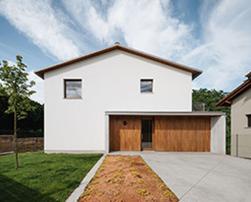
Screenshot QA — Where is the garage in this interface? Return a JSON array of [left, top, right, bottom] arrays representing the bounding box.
[[108, 112, 225, 153], [153, 116, 210, 151]]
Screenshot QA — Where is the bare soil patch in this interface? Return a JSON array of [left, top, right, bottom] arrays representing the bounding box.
[[78, 155, 178, 202]]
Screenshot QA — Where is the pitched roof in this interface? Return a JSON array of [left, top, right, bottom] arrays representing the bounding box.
[[217, 72, 251, 106], [35, 44, 202, 79]]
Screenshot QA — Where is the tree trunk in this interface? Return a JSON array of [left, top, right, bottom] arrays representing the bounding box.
[[14, 111, 19, 169]]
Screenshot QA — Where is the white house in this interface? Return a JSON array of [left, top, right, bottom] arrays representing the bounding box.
[[36, 43, 225, 154]]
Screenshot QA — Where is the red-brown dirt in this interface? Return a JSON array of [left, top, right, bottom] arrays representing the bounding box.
[[78, 155, 178, 202]]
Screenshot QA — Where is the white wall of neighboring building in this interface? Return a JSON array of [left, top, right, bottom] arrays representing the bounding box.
[[43, 50, 192, 152], [211, 116, 226, 154]]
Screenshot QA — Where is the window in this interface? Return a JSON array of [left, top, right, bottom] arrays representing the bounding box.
[[247, 114, 251, 127], [64, 79, 82, 99], [140, 79, 153, 93]]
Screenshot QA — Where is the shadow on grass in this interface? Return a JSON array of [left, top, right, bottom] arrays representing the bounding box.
[[0, 175, 56, 202]]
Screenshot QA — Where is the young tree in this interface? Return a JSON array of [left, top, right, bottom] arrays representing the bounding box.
[[0, 56, 35, 168]]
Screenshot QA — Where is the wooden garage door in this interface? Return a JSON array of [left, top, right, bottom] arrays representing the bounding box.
[[154, 116, 210, 151], [109, 116, 141, 151]]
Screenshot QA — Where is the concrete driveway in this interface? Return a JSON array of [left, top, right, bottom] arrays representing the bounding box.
[[141, 152, 251, 202]]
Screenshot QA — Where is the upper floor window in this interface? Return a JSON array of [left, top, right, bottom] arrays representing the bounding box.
[[64, 79, 82, 99], [247, 114, 251, 127], [140, 79, 153, 93]]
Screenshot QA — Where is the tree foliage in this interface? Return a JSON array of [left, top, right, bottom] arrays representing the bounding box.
[[0, 56, 35, 119], [192, 88, 231, 154], [0, 56, 36, 168]]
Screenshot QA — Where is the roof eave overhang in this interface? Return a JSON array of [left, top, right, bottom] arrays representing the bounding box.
[[217, 79, 251, 107], [35, 45, 202, 80]]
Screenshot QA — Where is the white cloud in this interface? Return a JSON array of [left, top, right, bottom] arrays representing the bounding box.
[[182, 0, 251, 91], [63, 0, 194, 59], [0, 0, 81, 61]]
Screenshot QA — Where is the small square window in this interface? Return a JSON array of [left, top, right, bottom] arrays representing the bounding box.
[[247, 114, 251, 127], [64, 79, 82, 99], [140, 79, 153, 93]]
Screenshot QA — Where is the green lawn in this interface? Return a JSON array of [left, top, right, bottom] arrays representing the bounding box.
[[0, 152, 102, 202]]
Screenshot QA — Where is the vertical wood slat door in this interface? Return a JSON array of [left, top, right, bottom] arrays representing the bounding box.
[[154, 116, 210, 151], [109, 116, 141, 151]]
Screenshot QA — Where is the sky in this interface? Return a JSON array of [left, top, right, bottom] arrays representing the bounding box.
[[0, 0, 251, 103]]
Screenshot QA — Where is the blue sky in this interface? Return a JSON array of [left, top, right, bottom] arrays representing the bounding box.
[[0, 0, 250, 103]]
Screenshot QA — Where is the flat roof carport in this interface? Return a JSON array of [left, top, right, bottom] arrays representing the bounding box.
[[105, 111, 225, 116]]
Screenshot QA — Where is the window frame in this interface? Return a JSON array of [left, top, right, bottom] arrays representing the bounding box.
[[247, 114, 251, 128], [140, 79, 153, 93], [64, 79, 82, 99]]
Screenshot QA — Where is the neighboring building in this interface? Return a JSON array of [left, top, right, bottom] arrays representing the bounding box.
[[218, 72, 251, 158], [35, 44, 225, 154]]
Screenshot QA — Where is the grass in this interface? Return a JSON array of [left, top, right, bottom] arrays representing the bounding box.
[[0, 152, 102, 202]]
